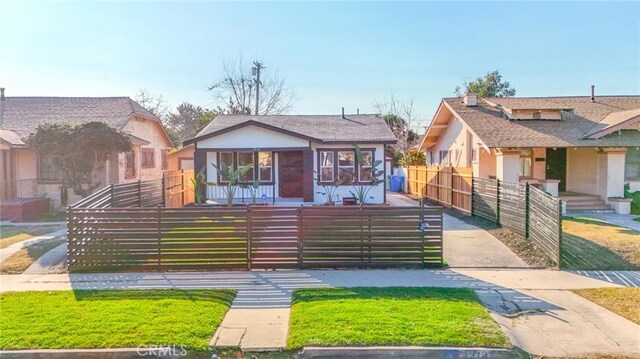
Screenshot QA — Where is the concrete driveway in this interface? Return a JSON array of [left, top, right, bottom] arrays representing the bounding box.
[[386, 192, 527, 268]]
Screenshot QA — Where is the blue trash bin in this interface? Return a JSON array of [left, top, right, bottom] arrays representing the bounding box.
[[390, 175, 404, 192]]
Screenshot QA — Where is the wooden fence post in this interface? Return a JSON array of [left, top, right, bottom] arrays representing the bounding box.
[[297, 206, 303, 267], [557, 200, 563, 267], [180, 169, 185, 207], [420, 200, 426, 267], [162, 176, 166, 208], [496, 179, 501, 225], [470, 176, 475, 216], [157, 205, 162, 270], [247, 207, 252, 270], [138, 180, 142, 207], [524, 182, 530, 239]]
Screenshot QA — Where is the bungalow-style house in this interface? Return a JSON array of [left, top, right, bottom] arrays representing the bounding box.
[[184, 112, 396, 204], [0, 89, 173, 219], [418, 92, 640, 213]]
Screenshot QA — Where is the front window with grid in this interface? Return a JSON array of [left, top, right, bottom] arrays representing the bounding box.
[[237, 152, 254, 182], [319, 151, 334, 182], [38, 153, 62, 182], [337, 151, 355, 184], [258, 152, 272, 182], [359, 151, 374, 182]]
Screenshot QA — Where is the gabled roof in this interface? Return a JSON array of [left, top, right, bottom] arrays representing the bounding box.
[[0, 129, 25, 146], [0, 96, 163, 140], [421, 95, 640, 149], [185, 114, 397, 146]]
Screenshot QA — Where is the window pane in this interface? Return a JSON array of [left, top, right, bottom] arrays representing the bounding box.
[[339, 168, 354, 183], [258, 152, 272, 182], [220, 152, 233, 168], [259, 167, 272, 182], [519, 157, 532, 177], [360, 151, 372, 167], [237, 152, 254, 181], [320, 151, 334, 167], [360, 167, 373, 181], [125, 151, 136, 178], [321, 167, 334, 182], [259, 152, 272, 167], [338, 152, 354, 166]]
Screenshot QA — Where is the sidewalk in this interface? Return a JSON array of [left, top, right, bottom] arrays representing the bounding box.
[[1, 268, 638, 355], [0, 228, 66, 262]]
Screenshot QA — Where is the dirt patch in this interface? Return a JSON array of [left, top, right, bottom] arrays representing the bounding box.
[[444, 208, 556, 268]]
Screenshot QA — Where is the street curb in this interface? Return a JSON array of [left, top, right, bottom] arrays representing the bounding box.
[[298, 346, 528, 358], [0, 347, 204, 358]]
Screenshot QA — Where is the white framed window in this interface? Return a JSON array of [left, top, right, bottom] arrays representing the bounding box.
[[338, 151, 355, 183], [519, 149, 533, 178], [258, 152, 272, 182], [319, 151, 334, 182], [237, 152, 254, 182], [359, 150, 374, 182]]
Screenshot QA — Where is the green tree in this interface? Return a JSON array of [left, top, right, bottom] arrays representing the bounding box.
[[27, 122, 132, 197], [455, 70, 516, 98], [166, 102, 217, 145]]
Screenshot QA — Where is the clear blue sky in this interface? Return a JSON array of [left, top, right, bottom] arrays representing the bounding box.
[[1, 1, 639, 129]]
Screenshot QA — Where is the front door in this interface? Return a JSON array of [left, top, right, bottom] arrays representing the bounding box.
[[546, 148, 567, 192], [278, 151, 304, 198]]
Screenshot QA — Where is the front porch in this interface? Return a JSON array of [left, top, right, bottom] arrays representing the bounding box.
[[482, 146, 633, 213]]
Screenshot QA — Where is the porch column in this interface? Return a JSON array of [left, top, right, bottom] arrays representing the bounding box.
[[302, 149, 314, 202], [495, 149, 520, 183], [598, 147, 627, 202], [194, 147, 207, 175]]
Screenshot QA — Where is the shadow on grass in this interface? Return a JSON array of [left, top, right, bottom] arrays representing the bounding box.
[[292, 287, 480, 304], [561, 233, 640, 271], [72, 289, 236, 305]]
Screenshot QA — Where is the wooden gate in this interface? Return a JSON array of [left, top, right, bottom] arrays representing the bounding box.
[[406, 166, 472, 214]]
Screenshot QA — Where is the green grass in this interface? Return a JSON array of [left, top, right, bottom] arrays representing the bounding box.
[[287, 287, 509, 349], [0, 225, 60, 248], [561, 217, 640, 270], [0, 290, 236, 350]]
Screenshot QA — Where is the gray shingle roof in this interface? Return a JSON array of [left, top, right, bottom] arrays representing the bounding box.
[[444, 96, 640, 147], [0, 97, 158, 138], [190, 114, 397, 144]]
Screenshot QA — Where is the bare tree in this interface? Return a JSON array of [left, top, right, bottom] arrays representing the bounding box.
[[134, 89, 170, 120], [373, 94, 420, 157], [209, 55, 294, 115]]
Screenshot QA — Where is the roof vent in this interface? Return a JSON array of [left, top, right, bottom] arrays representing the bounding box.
[[0, 88, 4, 101], [591, 85, 595, 102], [342, 107, 345, 119], [463, 93, 477, 107]]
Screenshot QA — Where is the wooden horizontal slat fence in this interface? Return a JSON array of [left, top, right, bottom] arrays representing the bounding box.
[[472, 177, 562, 265], [164, 170, 195, 208], [67, 205, 443, 272], [70, 180, 164, 209], [406, 166, 472, 214], [528, 186, 562, 264], [300, 206, 443, 268]]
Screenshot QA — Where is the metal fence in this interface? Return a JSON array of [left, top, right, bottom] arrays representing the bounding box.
[[67, 205, 443, 272], [472, 178, 562, 264]]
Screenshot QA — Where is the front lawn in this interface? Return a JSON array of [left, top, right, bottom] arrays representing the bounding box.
[[573, 288, 640, 325], [561, 217, 640, 270], [0, 289, 235, 350], [287, 287, 509, 349], [0, 225, 60, 249]]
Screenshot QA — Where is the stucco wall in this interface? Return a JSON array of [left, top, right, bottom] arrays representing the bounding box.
[[427, 116, 471, 167], [567, 147, 600, 196], [119, 116, 172, 183]]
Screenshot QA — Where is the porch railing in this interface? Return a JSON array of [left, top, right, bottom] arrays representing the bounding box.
[[0, 178, 45, 201], [206, 183, 277, 204]]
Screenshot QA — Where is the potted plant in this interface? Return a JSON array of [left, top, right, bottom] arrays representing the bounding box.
[[210, 162, 254, 207]]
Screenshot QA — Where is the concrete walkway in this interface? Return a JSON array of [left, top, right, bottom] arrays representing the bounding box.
[[1, 269, 639, 355], [0, 228, 66, 262], [386, 192, 527, 268], [566, 211, 640, 231], [23, 242, 67, 274]]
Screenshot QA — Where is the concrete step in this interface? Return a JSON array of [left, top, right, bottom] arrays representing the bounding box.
[[559, 195, 602, 201], [566, 204, 612, 211]]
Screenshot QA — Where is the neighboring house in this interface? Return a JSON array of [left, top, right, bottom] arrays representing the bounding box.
[[184, 113, 396, 204], [0, 89, 173, 218], [418, 93, 640, 212], [166, 144, 195, 171]]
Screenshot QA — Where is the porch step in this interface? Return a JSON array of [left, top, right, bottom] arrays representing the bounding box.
[[559, 193, 613, 212]]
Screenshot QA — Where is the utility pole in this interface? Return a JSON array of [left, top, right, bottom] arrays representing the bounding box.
[[252, 61, 265, 115]]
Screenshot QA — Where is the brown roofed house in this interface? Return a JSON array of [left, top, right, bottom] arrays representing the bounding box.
[[0, 90, 173, 220], [418, 92, 640, 214], [184, 113, 397, 204]]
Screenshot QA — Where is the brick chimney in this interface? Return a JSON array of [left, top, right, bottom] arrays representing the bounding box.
[[463, 93, 477, 107]]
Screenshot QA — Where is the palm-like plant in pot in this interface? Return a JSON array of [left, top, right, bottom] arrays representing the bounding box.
[[240, 179, 261, 205], [349, 143, 384, 205], [211, 162, 254, 206]]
